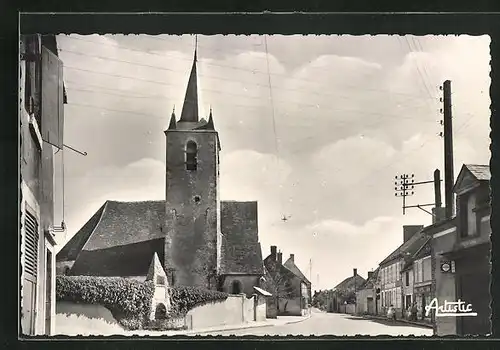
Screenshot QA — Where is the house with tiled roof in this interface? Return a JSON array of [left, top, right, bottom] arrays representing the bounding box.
[[56, 48, 264, 296], [263, 246, 304, 316], [283, 253, 312, 311], [355, 268, 379, 315], [330, 269, 366, 314]]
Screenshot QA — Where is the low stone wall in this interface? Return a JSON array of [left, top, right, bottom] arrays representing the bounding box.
[[55, 301, 126, 335], [185, 293, 264, 330]]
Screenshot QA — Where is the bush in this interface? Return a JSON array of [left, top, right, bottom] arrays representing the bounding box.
[[56, 276, 154, 329], [170, 285, 229, 316]]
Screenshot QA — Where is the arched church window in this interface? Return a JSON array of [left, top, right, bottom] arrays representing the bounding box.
[[231, 280, 242, 294], [186, 141, 198, 171]]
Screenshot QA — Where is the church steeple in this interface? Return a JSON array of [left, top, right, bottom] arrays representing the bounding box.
[[179, 41, 199, 123]]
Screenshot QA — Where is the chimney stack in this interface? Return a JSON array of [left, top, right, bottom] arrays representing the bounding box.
[[290, 254, 295, 262], [403, 225, 424, 243], [277, 251, 283, 265], [432, 169, 446, 224], [367, 271, 373, 280], [353, 268, 357, 276], [270, 246, 277, 260]]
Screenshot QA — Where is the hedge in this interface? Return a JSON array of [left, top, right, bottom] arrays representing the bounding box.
[[56, 276, 229, 330], [56, 276, 154, 329], [170, 285, 229, 316]]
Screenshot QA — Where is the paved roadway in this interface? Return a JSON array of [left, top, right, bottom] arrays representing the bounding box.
[[202, 309, 434, 337]]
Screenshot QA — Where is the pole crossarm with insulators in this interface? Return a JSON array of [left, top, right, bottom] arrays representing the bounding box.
[[394, 171, 443, 216], [394, 174, 415, 215]]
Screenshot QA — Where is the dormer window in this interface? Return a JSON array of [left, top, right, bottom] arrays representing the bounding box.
[[186, 141, 197, 171]]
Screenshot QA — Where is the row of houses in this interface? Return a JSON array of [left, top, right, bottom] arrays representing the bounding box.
[[354, 164, 491, 336]]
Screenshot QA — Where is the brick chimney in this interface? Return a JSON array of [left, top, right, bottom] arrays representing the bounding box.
[[289, 253, 295, 262], [432, 207, 446, 224], [353, 268, 357, 276], [403, 225, 424, 243], [367, 271, 373, 280], [277, 251, 283, 265], [270, 246, 277, 260]]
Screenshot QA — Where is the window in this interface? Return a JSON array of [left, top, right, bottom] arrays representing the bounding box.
[[460, 193, 477, 238], [186, 141, 198, 171], [405, 271, 410, 286], [423, 257, 432, 282]]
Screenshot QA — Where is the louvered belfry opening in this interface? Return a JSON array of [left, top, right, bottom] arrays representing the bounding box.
[[24, 210, 39, 278]]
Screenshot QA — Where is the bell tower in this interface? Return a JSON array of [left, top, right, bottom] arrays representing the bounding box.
[[164, 47, 221, 289]]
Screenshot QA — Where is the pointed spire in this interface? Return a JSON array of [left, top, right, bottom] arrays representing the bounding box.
[[168, 106, 177, 130], [146, 252, 168, 282], [206, 106, 214, 130], [179, 37, 199, 123]]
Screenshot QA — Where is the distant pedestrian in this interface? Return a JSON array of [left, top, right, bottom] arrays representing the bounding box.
[[411, 302, 418, 321], [387, 305, 396, 322]]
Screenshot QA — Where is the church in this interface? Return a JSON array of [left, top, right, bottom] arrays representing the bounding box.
[[56, 49, 265, 296]]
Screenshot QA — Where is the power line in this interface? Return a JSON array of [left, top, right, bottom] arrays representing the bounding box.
[[264, 35, 285, 217], [64, 83, 436, 124], [60, 47, 432, 105], [403, 36, 436, 101], [59, 35, 437, 100]]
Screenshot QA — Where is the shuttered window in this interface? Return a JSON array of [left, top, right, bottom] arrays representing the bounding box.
[[24, 210, 39, 278]]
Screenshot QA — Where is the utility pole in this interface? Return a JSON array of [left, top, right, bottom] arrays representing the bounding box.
[[395, 174, 415, 215], [441, 80, 455, 219]]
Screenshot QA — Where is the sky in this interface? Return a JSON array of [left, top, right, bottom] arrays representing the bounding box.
[[52, 34, 491, 291]]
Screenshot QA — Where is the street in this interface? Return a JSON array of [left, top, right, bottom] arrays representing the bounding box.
[[200, 309, 433, 337]]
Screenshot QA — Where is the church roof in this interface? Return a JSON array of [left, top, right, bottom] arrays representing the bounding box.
[[57, 200, 165, 262], [219, 201, 264, 275], [219, 236, 264, 275]]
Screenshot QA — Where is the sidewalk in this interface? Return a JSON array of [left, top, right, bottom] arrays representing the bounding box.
[[359, 314, 433, 329], [132, 313, 312, 336]]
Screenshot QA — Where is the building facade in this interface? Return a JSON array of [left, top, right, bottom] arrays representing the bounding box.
[[19, 34, 67, 335], [355, 269, 377, 315], [435, 164, 491, 336]]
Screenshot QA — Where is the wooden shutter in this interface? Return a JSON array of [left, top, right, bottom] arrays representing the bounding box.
[[41, 46, 64, 149], [24, 210, 39, 278]]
